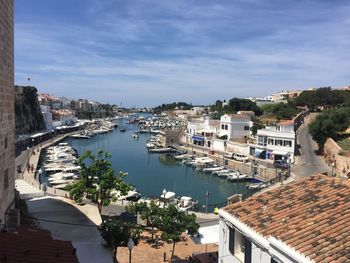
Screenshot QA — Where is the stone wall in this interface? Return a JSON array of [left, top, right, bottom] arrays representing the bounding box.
[[324, 138, 350, 177], [15, 85, 45, 135], [0, 0, 15, 226]]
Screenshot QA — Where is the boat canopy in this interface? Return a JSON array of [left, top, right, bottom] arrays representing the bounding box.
[[161, 191, 176, 199]]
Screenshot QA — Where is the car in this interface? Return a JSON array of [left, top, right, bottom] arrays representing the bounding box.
[[224, 152, 235, 159], [274, 160, 290, 169], [233, 153, 249, 163]]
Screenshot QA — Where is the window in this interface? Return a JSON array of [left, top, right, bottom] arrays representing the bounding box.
[[229, 227, 235, 254], [275, 139, 283, 146], [268, 138, 274, 145], [258, 136, 267, 146], [271, 258, 279, 263], [232, 232, 252, 263], [244, 126, 250, 131], [221, 124, 225, 130], [225, 124, 228, 130], [4, 168, 9, 189], [4, 137, 7, 149], [283, 140, 292, 147]]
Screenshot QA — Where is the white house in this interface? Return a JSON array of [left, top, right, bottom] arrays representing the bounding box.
[[40, 105, 53, 130], [187, 117, 220, 148], [219, 174, 350, 263], [218, 114, 252, 141], [249, 120, 295, 162]]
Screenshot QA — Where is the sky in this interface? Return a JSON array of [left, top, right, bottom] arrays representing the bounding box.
[[14, 0, 350, 107]]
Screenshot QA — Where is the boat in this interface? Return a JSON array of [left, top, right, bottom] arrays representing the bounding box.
[[139, 129, 150, 133], [177, 196, 198, 211], [149, 147, 177, 153], [118, 190, 141, 201], [202, 166, 225, 173], [159, 190, 177, 208], [69, 134, 91, 139], [132, 133, 139, 139], [247, 182, 267, 190], [120, 128, 126, 132], [212, 169, 229, 175]]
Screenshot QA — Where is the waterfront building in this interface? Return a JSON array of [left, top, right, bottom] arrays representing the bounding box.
[[0, 0, 15, 226], [52, 109, 75, 126], [187, 117, 219, 147], [249, 120, 295, 162], [218, 114, 252, 141], [40, 105, 53, 130], [218, 174, 350, 263]]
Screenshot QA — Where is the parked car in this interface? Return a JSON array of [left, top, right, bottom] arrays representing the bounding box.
[[224, 152, 235, 159], [273, 160, 290, 169], [233, 153, 249, 163]]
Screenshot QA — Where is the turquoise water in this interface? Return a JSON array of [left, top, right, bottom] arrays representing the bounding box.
[[65, 118, 254, 211]]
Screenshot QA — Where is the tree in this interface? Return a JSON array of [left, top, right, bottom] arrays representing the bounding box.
[[126, 200, 161, 241], [228, 98, 263, 116], [98, 218, 142, 263], [309, 107, 350, 149], [157, 205, 199, 263], [69, 150, 130, 214]]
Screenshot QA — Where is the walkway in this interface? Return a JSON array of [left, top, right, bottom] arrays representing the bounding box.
[[292, 118, 331, 177], [26, 196, 112, 263]]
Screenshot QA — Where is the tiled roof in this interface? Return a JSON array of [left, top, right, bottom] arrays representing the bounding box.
[[277, 119, 294, 126], [224, 175, 350, 263], [0, 227, 79, 263], [228, 114, 250, 119]]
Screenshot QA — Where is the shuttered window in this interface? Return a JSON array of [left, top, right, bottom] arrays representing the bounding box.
[[229, 227, 235, 254], [244, 237, 252, 263]]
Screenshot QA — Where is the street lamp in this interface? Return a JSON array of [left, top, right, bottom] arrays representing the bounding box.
[[127, 238, 134, 263]]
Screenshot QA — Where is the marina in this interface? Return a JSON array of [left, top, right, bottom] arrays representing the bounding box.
[[58, 116, 258, 212]]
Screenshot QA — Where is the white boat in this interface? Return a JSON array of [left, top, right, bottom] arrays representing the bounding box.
[[118, 190, 141, 201], [174, 154, 193, 160], [159, 190, 177, 208], [70, 134, 91, 139], [202, 166, 225, 172], [247, 183, 267, 190], [132, 133, 139, 139], [50, 178, 75, 185], [212, 169, 229, 175], [149, 147, 177, 153], [177, 196, 198, 211]]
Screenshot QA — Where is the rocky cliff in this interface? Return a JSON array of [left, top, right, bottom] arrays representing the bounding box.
[[15, 85, 45, 135]]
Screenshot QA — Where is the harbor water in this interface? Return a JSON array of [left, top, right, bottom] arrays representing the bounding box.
[[64, 118, 255, 212]]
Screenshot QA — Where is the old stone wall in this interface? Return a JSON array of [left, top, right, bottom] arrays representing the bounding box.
[[324, 138, 350, 177], [15, 85, 45, 135], [0, 0, 15, 225]]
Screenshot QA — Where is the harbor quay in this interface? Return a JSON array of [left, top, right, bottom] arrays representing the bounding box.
[[176, 142, 286, 182]]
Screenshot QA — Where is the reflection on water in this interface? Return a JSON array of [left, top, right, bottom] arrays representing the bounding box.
[[65, 117, 253, 211]]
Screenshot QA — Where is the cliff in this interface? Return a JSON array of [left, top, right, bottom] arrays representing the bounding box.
[[15, 85, 45, 135]]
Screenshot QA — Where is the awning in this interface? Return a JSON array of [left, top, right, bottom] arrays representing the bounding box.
[[191, 224, 219, 245], [216, 132, 227, 137], [192, 136, 204, 141], [272, 150, 289, 156]]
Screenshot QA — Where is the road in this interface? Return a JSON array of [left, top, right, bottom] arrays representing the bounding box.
[[292, 120, 331, 177]]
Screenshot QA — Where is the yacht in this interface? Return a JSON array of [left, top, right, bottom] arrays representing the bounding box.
[[177, 196, 198, 212]]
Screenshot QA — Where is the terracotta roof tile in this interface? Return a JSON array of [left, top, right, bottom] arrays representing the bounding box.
[[224, 175, 350, 263], [0, 227, 79, 263]]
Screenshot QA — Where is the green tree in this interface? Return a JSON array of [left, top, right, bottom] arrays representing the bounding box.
[[157, 205, 199, 263], [98, 219, 142, 263], [309, 107, 350, 148], [228, 98, 263, 115], [127, 200, 161, 241], [69, 150, 130, 214]]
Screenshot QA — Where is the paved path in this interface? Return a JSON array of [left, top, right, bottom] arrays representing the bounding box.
[[27, 196, 112, 263], [292, 122, 331, 177]]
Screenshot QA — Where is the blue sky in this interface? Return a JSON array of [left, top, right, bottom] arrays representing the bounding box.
[[15, 0, 350, 106]]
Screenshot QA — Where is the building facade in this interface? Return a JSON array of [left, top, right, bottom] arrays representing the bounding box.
[[219, 175, 350, 263], [218, 114, 252, 141], [249, 120, 295, 162], [0, 0, 15, 226]]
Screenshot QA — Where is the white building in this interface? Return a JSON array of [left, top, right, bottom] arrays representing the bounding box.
[[249, 120, 295, 162], [219, 175, 349, 263], [187, 117, 220, 148], [40, 105, 53, 130], [218, 114, 252, 141]]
